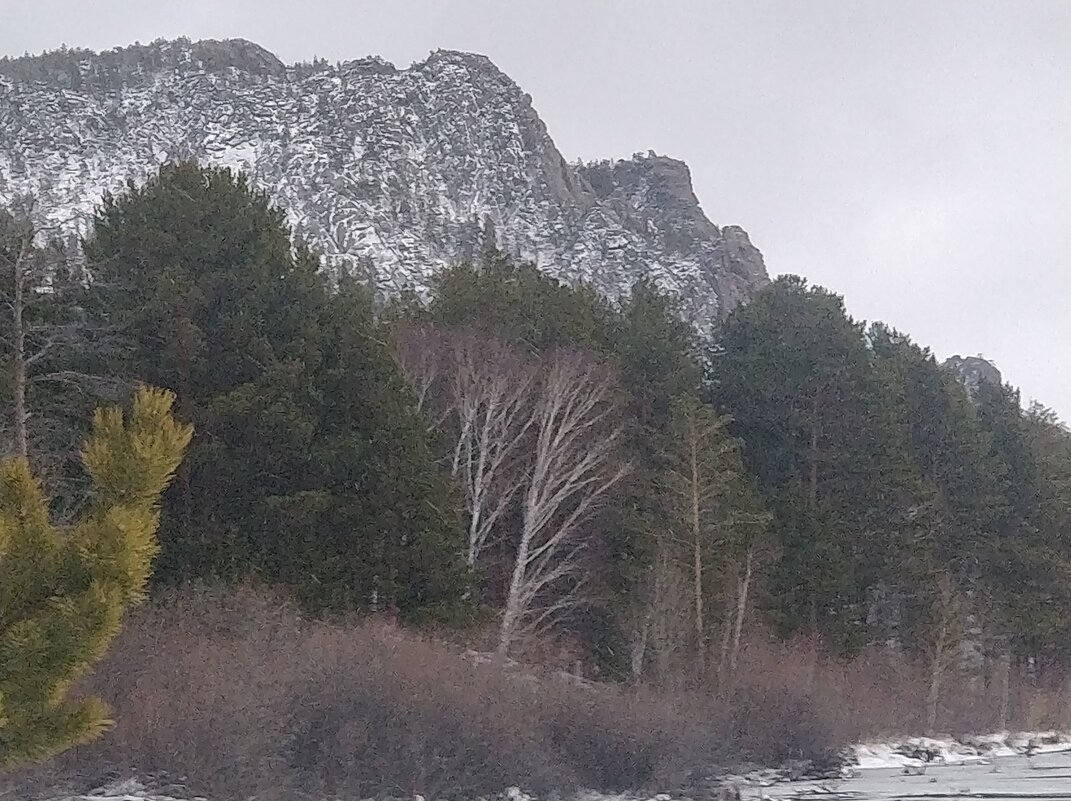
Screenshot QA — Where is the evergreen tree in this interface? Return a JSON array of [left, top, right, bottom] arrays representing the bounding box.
[[710, 276, 920, 652], [85, 163, 328, 580], [974, 381, 1070, 664], [84, 163, 469, 621], [0, 387, 191, 767], [660, 397, 770, 679], [426, 251, 614, 354], [867, 323, 1002, 646], [410, 268, 710, 672], [1021, 404, 1071, 666], [266, 274, 470, 621], [601, 281, 704, 679]]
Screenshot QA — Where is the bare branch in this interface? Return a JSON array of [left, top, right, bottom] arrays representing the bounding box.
[[497, 350, 629, 658]]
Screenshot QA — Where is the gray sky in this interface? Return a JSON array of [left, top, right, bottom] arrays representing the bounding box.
[[4, 0, 1070, 417]]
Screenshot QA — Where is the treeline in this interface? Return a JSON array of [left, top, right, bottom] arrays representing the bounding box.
[[4, 163, 1071, 723]]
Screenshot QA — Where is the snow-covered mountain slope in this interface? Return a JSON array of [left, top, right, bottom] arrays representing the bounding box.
[[0, 38, 768, 321]]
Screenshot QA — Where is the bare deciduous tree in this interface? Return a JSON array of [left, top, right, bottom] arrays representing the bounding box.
[[925, 571, 966, 733], [497, 352, 628, 658], [448, 333, 536, 567], [395, 326, 536, 567], [397, 329, 628, 658], [393, 323, 449, 421], [0, 203, 40, 459], [1, 198, 129, 514]]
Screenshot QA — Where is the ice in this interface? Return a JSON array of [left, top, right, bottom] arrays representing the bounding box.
[[744, 750, 1071, 801]]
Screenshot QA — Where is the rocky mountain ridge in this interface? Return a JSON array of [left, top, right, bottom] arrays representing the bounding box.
[[944, 354, 1003, 398], [0, 37, 768, 321]]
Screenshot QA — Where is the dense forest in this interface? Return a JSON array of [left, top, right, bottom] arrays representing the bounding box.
[[4, 163, 1071, 758]]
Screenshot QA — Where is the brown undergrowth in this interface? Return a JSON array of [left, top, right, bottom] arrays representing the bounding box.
[[9, 586, 1063, 800]]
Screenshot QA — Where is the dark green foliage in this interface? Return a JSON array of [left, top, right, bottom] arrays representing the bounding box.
[[603, 283, 707, 672], [12, 158, 1071, 684], [410, 258, 711, 663], [426, 251, 615, 354], [973, 382, 1071, 661], [867, 324, 1003, 647], [84, 163, 469, 623], [1019, 405, 1071, 663], [710, 277, 921, 653], [265, 275, 469, 621]]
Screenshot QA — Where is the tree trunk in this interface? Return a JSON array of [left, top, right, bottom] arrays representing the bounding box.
[[808, 396, 820, 511], [690, 431, 705, 673], [12, 247, 27, 459], [997, 650, 1011, 731], [926, 575, 963, 734], [497, 528, 531, 659], [1062, 672, 1071, 730], [631, 616, 650, 682], [926, 608, 951, 734], [804, 594, 819, 691], [717, 583, 734, 692], [730, 544, 754, 673], [806, 398, 819, 681]]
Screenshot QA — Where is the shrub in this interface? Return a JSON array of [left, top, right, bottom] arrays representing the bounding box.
[[3, 586, 843, 800]]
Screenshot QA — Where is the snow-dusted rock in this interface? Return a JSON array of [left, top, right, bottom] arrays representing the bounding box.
[[0, 38, 768, 322]]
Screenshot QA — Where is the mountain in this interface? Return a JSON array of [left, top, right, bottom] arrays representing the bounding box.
[[944, 354, 1003, 399], [0, 37, 768, 322]]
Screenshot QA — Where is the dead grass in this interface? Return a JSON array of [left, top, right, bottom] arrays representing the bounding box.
[[8, 586, 1062, 800], [4, 585, 833, 800], [728, 634, 1071, 742]]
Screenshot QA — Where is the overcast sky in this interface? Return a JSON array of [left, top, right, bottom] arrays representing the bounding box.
[[4, 0, 1069, 416]]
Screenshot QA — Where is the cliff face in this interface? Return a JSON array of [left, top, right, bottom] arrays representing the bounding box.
[[0, 38, 769, 321], [945, 355, 1003, 399]]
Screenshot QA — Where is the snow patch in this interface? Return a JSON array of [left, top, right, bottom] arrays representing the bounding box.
[[852, 730, 1071, 770], [0, 39, 769, 320]]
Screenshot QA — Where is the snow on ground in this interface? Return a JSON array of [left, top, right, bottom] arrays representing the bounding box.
[[852, 730, 1071, 769], [48, 778, 200, 801], [736, 732, 1071, 801], [743, 750, 1071, 801]]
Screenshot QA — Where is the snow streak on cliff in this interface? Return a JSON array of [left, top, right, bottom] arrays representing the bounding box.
[[0, 38, 768, 321]]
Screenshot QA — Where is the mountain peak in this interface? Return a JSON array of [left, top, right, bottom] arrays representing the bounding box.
[[0, 38, 768, 322], [0, 37, 286, 86], [945, 355, 1003, 400]]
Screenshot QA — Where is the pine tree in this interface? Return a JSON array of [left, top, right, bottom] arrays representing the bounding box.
[[602, 281, 704, 679], [266, 274, 471, 622], [426, 251, 614, 354], [1021, 404, 1071, 667], [660, 397, 770, 680], [710, 276, 921, 653], [974, 381, 1071, 667], [868, 323, 1002, 648], [0, 386, 191, 768], [84, 163, 470, 622]]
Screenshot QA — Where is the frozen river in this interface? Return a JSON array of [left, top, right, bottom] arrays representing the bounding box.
[[748, 750, 1071, 801]]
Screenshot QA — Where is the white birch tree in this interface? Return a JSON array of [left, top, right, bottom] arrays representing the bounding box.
[[395, 326, 536, 568], [497, 351, 628, 658], [447, 331, 536, 567]]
